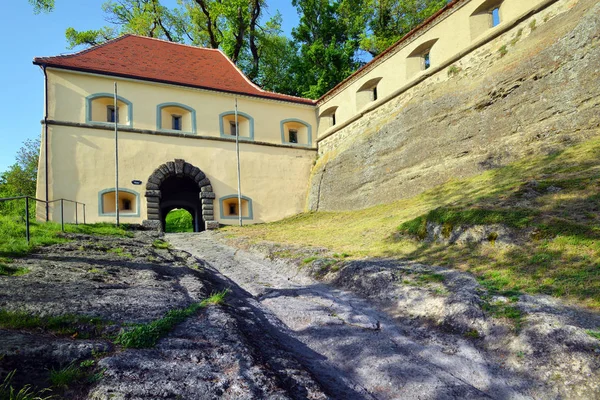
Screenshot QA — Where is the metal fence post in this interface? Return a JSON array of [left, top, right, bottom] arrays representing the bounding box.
[[83, 204, 86, 224], [75, 202, 78, 225], [60, 199, 64, 232], [25, 197, 30, 244]]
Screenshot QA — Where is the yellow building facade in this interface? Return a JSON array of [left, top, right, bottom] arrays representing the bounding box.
[[34, 0, 564, 230]]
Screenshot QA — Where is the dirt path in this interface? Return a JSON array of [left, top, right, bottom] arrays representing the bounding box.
[[168, 232, 549, 400]]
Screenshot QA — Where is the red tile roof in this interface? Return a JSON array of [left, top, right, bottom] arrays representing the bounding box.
[[33, 35, 315, 105]]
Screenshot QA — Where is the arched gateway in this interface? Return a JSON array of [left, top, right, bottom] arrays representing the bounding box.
[[143, 159, 218, 231]]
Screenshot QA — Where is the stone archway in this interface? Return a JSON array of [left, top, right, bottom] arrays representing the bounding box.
[[143, 159, 218, 231]]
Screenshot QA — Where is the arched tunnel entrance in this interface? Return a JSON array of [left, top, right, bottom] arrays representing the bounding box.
[[160, 175, 201, 232], [143, 159, 217, 232]]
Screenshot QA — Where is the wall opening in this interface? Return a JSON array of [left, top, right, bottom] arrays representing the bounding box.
[[220, 111, 254, 140], [281, 119, 312, 145], [164, 208, 194, 233], [86, 94, 133, 127], [318, 106, 339, 136], [470, 0, 504, 40], [356, 77, 382, 110], [219, 195, 253, 220], [406, 39, 438, 79], [99, 188, 139, 217], [157, 103, 196, 134]]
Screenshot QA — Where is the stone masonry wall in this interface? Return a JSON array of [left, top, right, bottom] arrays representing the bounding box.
[[308, 0, 600, 211]]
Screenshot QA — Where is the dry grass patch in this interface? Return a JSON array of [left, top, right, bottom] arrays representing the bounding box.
[[226, 136, 600, 309]]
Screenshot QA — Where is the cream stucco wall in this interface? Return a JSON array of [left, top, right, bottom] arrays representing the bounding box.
[[37, 123, 316, 225], [47, 69, 317, 147], [316, 0, 555, 137]]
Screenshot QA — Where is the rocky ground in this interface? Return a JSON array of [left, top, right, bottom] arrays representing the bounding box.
[[0, 231, 327, 399], [1, 230, 598, 399], [200, 231, 600, 399]]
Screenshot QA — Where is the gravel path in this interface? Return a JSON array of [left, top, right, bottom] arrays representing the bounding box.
[[168, 232, 546, 400]]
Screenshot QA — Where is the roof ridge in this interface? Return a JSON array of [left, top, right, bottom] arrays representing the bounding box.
[[124, 34, 223, 52]]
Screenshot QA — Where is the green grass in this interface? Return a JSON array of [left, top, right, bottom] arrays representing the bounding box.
[[0, 264, 29, 277], [115, 290, 228, 349], [0, 370, 55, 400], [587, 329, 600, 340], [0, 216, 132, 258], [225, 136, 600, 309], [49, 364, 85, 389], [107, 247, 133, 258], [152, 239, 171, 249], [0, 310, 110, 339], [165, 209, 193, 233]]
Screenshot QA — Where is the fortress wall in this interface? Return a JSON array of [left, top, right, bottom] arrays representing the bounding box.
[[307, 0, 600, 211]]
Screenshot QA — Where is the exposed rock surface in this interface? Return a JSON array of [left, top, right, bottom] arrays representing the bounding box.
[[309, 0, 600, 211], [220, 232, 600, 399], [0, 232, 328, 399]]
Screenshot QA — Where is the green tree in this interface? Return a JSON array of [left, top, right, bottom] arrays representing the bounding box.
[[29, 0, 54, 13], [290, 0, 365, 99], [360, 0, 449, 56], [0, 139, 40, 216]]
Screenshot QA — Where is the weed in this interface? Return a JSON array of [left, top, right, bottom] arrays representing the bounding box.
[[516, 350, 525, 358], [272, 250, 295, 259], [116, 290, 228, 348], [0, 310, 109, 338], [79, 360, 94, 368], [529, 19, 537, 31], [49, 364, 85, 389], [510, 29, 523, 46], [482, 300, 524, 331], [441, 222, 453, 238], [447, 65, 462, 77], [302, 256, 318, 264], [87, 268, 103, 274], [0, 264, 29, 277], [152, 240, 170, 250], [487, 232, 499, 245], [586, 329, 600, 340], [0, 370, 55, 400], [498, 45, 508, 57], [107, 248, 133, 258], [417, 273, 445, 284], [464, 329, 481, 339]]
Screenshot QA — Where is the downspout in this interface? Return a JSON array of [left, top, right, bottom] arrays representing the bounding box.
[[43, 65, 49, 221]]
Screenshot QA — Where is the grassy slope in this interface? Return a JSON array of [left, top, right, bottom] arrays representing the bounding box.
[[0, 216, 132, 258], [226, 136, 600, 309]]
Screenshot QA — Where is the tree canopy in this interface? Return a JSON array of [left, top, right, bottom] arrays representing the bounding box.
[[30, 0, 449, 99]]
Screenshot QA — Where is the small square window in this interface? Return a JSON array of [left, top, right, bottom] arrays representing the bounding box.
[[423, 52, 431, 70], [107, 106, 119, 123], [229, 203, 237, 215], [122, 198, 132, 211], [491, 7, 500, 27], [230, 121, 238, 136], [289, 129, 298, 144], [172, 115, 182, 130]]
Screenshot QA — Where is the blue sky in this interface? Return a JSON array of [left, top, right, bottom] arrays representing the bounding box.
[[0, 0, 299, 172]]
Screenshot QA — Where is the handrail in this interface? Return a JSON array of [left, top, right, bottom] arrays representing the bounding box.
[[0, 196, 87, 243]]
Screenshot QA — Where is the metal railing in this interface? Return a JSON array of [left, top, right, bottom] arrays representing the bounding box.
[[0, 196, 86, 244]]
